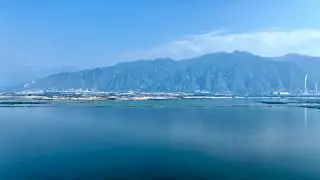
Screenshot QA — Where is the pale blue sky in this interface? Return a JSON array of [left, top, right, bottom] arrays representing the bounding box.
[[0, 0, 320, 85]]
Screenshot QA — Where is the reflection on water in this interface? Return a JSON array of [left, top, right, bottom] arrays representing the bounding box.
[[305, 107, 308, 128], [0, 101, 320, 179]]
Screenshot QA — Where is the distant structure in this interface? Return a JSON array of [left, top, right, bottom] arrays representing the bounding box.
[[304, 74, 308, 95], [273, 91, 290, 96], [316, 81, 318, 95]]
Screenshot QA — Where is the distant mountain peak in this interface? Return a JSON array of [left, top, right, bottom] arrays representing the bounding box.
[[282, 53, 309, 58], [194, 51, 255, 60], [277, 53, 320, 61], [231, 50, 253, 55], [284, 53, 301, 56], [153, 57, 175, 62]]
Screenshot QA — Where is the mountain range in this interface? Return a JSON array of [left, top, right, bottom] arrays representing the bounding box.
[[11, 51, 320, 94]]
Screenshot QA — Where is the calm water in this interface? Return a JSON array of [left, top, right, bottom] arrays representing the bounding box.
[[1, 100, 320, 179]]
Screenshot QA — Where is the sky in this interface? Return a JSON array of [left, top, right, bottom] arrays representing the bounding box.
[[1, 0, 320, 85]]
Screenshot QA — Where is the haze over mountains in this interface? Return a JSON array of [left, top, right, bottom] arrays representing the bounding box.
[[11, 51, 320, 94], [0, 66, 79, 87]]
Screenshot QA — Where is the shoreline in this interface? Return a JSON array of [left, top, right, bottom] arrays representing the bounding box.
[[1, 94, 320, 102]]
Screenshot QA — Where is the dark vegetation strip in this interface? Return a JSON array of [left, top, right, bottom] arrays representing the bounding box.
[[0, 105, 289, 108], [255, 101, 288, 105], [0, 101, 52, 105], [298, 105, 320, 109]]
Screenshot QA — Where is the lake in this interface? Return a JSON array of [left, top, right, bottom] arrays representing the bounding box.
[[0, 99, 320, 179]]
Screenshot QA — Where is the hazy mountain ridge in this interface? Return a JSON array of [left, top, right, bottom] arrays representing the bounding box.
[[14, 51, 320, 94], [274, 53, 320, 82]]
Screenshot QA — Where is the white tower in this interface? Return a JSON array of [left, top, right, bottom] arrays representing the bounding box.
[[316, 81, 318, 95], [304, 74, 308, 95]]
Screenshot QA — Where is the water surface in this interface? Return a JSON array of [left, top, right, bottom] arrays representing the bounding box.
[[0, 100, 320, 179]]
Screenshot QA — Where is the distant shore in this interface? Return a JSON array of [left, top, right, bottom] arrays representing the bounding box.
[[1, 93, 320, 102]]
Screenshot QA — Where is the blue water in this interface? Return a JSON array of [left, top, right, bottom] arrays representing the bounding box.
[[1, 100, 320, 179]]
